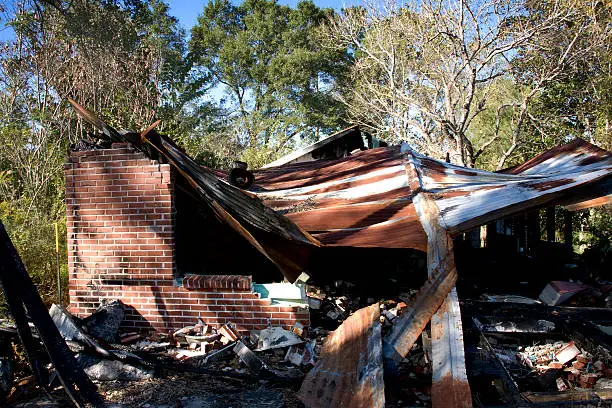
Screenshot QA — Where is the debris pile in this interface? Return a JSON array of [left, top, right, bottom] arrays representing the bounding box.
[[517, 341, 580, 371], [538, 280, 611, 307], [122, 318, 319, 373], [491, 337, 612, 396], [169, 320, 240, 361], [516, 341, 612, 390], [306, 284, 356, 325], [307, 280, 415, 329]]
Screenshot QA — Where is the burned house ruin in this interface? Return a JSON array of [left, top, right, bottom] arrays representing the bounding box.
[[15, 99, 604, 407]]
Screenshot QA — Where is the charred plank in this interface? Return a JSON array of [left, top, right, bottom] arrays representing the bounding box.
[[0, 222, 103, 407]]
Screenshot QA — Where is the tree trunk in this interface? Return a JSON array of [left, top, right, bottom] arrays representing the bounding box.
[[462, 134, 475, 168]]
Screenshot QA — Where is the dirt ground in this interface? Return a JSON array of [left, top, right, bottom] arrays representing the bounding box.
[[12, 372, 305, 408]]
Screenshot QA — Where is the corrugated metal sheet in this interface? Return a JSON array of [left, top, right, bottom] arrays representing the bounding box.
[[262, 125, 361, 168], [412, 139, 612, 234], [252, 139, 611, 249], [298, 303, 385, 408], [253, 147, 428, 251]]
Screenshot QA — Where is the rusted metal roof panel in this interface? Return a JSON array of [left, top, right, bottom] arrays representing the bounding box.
[[312, 213, 427, 250], [255, 146, 406, 190], [298, 303, 385, 408], [253, 147, 428, 250], [411, 139, 612, 235], [504, 139, 611, 175], [252, 139, 610, 249]]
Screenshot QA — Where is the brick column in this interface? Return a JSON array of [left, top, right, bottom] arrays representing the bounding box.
[[64, 144, 309, 334], [65, 143, 175, 323]]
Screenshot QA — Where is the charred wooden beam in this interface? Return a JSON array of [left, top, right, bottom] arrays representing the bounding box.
[[522, 391, 601, 404], [0, 270, 45, 386], [298, 304, 385, 408], [431, 288, 471, 408], [383, 147, 471, 408], [382, 252, 458, 369], [0, 222, 104, 407], [526, 210, 539, 252]]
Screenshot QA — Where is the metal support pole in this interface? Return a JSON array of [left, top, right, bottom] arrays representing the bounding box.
[[55, 222, 61, 304]]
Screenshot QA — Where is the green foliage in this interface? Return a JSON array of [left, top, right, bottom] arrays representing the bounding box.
[[0, 201, 67, 306], [468, 79, 524, 170], [511, 0, 612, 151], [0, 0, 187, 308], [188, 0, 349, 153], [577, 208, 612, 252], [239, 145, 283, 169]]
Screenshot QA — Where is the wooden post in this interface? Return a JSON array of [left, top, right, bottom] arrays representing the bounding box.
[[517, 215, 526, 253], [526, 211, 540, 253], [485, 223, 497, 248], [431, 288, 472, 408], [564, 210, 573, 248], [383, 149, 472, 408], [546, 207, 556, 242]]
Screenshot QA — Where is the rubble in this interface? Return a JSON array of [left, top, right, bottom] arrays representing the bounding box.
[[49, 305, 88, 343], [473, 317, 556, 333], [284, 340, 317, 366], [481, 294, 541, 304], [306, 296, 322, 310], [82, 300, 125, 343], [556, 341, 581, 365], [290, 322, 305, 337], [252, 326, 303, 351], [119, 332, 141, 344], [218, 324, 241, 344], [174, 349, 210, 361], [495, 338, 612, 393], [595, 378, 612, 390], [77, 354, 152, 381], [201, 342, 236, 364], [133, 340, 171, 351], [233, 341, 267, 375], [539, 281, 589, 306]]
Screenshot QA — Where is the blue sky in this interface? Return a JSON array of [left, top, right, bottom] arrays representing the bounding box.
[[167, 0, 347, 33], [0, 0, 348, 41]]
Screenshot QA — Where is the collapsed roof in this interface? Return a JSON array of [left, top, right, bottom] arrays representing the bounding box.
[[253, 138, 611, 247], [69, 100, 612, 282], [67, 100, 612, 408]]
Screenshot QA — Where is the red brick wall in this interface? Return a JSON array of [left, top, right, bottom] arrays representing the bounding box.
[[65, 144, 309, 334]]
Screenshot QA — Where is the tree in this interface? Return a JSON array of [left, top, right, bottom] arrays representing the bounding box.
[[188, 0, 349, 164], [0, 0, 187, 304], [323, 0, 609, 167], [513, 0, 612, 154]]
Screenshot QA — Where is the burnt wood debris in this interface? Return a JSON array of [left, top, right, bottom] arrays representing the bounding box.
[[0, 98, 610, 407]]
